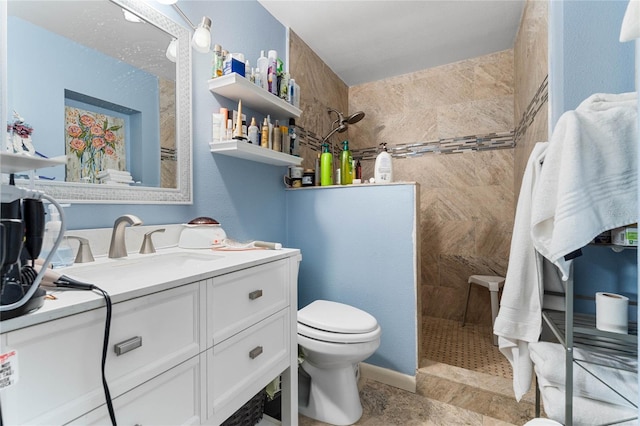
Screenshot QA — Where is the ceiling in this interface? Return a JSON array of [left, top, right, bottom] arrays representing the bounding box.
[[258, 0, 526, 87]]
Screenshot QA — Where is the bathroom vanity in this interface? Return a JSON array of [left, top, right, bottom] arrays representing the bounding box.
[[0, 247, 301, 425]]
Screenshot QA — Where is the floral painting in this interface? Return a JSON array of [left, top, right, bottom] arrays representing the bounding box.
[[65, 107, 126, 183]]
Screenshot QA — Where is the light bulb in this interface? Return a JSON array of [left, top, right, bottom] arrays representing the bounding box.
[[166, 39, 177, 62], [191, 17, 211, 53]]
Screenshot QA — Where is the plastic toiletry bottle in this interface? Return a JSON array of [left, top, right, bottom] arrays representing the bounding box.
[[212, 44, 223, 78], [267, 50, 278, 95], [340, 140, 353, 185], [374, 143, 393, 183], [315, 153, 321, 186], [289, 119, 298, 156], [320, 143, 333, 186], [39, 204, 74, 268], [355, 158, 362, 180], [248, 117, 259, 144], [260, 117, 269, 148], [257, 50, 268, 90], [272, 120, 281, 151]]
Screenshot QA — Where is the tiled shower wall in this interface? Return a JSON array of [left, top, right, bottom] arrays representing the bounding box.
[[288, 0, 548, 331], [349, 51, 515, 325]]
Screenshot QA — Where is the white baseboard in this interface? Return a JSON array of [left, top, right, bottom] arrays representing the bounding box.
[[359, 362, 416, 393]]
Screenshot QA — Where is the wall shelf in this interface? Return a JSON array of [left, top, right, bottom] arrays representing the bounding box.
[[209, 140, 302, 166], [207, 73, 301, 119], [0, 153, 66, 174]]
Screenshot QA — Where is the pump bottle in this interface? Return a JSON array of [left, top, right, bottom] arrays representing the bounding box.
[[374, 143, 393, 183], [256, 50, 268, 91], [39, 204, 74, 268], [340, 140, 353, 185], [320, 143, 333, 186]]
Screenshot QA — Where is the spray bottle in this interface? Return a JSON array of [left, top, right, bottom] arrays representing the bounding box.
[[39, 204, 74, 268], [320, 143, 333, 186], [340, 140, 353, 185]]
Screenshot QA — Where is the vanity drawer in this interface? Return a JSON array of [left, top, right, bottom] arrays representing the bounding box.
[[0, 283, 201, 425], [68, 355, 201, 425], [206, 309, 289, 422], [208, 259, 289, 345]]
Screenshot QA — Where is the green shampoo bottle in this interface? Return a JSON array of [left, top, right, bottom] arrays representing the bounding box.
[[320, 143, 333, 186], [340, 140, 353, 185]]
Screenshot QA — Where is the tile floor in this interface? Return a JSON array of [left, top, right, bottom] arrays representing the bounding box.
[[298, 317, 539, 425]]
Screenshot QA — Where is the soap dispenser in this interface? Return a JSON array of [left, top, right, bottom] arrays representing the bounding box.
[[340, 140, 353, 185], [374, 143, 393, 183], [39, 204, 75, 268]]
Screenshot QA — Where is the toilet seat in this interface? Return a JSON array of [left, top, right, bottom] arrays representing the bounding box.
[[298, 322, 381, 343], [298, 300, 381, 343]]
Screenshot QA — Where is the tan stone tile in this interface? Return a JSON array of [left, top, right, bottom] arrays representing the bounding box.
[[405, 62, 475, 108], [438, 97, 514, 139], [438, 220, 476, 256], [476, 221, 513, 259], [473, 50, 515, 100]]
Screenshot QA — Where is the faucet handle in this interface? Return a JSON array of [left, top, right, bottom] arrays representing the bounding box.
[[139, 228, 166, 254], [65, 236, 95, 263]]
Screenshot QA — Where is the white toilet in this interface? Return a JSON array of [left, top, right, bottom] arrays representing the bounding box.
[[297, 300, 381, 426]]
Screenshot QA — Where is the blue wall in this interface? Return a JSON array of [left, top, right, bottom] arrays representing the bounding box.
[[7, 17, 160, 185], [549, 0, 636, 126], [7, 1, 288, 245], [285, 184, 418, 376], [549, 0, 638, 310]]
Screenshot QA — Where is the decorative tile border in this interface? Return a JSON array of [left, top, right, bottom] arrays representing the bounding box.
[[295, 75, 548, 160]]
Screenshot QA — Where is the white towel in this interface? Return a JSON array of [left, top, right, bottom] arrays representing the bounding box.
[[529, 341, 638, 408], [620, 0, 640, 42], [537, 385, 638, 425], [531, 92, 638, 280], [494, 142, 548, 401]]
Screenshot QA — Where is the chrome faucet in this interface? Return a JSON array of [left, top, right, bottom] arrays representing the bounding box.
[[108, 215, 143, 259]]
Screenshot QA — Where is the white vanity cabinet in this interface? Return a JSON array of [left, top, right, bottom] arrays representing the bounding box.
[[205, 260, 291, 424], [0, 249, 300, 426], [0, 282, 202, 425]]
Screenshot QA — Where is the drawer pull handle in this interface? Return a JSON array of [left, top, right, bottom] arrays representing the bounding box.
[[249, 346, 263, 359], [248, 289, 263, 300], [114, 336, 142, 356]]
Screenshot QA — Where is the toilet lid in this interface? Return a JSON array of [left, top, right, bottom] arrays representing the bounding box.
[[298, 300, 378, 334]]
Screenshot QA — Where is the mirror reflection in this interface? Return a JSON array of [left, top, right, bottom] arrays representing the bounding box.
[[7, 0, 177, 189]]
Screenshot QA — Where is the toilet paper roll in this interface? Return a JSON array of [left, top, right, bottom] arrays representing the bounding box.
[[595, 292, 629, 334]]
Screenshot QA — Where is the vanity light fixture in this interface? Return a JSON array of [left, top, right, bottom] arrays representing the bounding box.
[[167, 2, 212, 56], [122, 8, 144, 23], [166, 38, 178, 62]]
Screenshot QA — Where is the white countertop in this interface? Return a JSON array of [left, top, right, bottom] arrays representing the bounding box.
[[2, 247, 300, 333]]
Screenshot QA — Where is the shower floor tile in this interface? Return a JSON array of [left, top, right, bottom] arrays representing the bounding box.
[[421, 316, 513, 379]]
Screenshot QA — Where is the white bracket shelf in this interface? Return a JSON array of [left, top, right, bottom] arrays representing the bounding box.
[[208, 73, 301, 119], [209, 140, 302, 166], [0, 152, 66, 174]]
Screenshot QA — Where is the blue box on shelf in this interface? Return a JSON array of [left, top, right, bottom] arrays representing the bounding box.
[[223, 58, 245, 78]]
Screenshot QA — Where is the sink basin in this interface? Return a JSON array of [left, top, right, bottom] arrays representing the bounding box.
[[64, 252, 224, 284]]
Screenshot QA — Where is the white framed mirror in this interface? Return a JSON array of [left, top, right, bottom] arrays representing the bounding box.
[[4, 0, 192, 204]]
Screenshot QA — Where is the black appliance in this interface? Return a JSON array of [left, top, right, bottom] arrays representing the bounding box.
[[1, 189, 47, 320]]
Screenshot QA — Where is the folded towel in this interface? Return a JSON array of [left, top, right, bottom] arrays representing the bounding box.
[[538, 385, 638, 425], [531, 92, 638, 280], [620, 0, 640, 42], [96, 169, 132, 179], [530, 341, 638, 408], [494, 142, 549, 401]]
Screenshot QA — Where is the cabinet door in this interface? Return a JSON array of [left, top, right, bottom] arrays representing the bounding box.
[[0, 283, 201, 425], [207, 260, 289, 346], [68, 356, 201, 426]]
